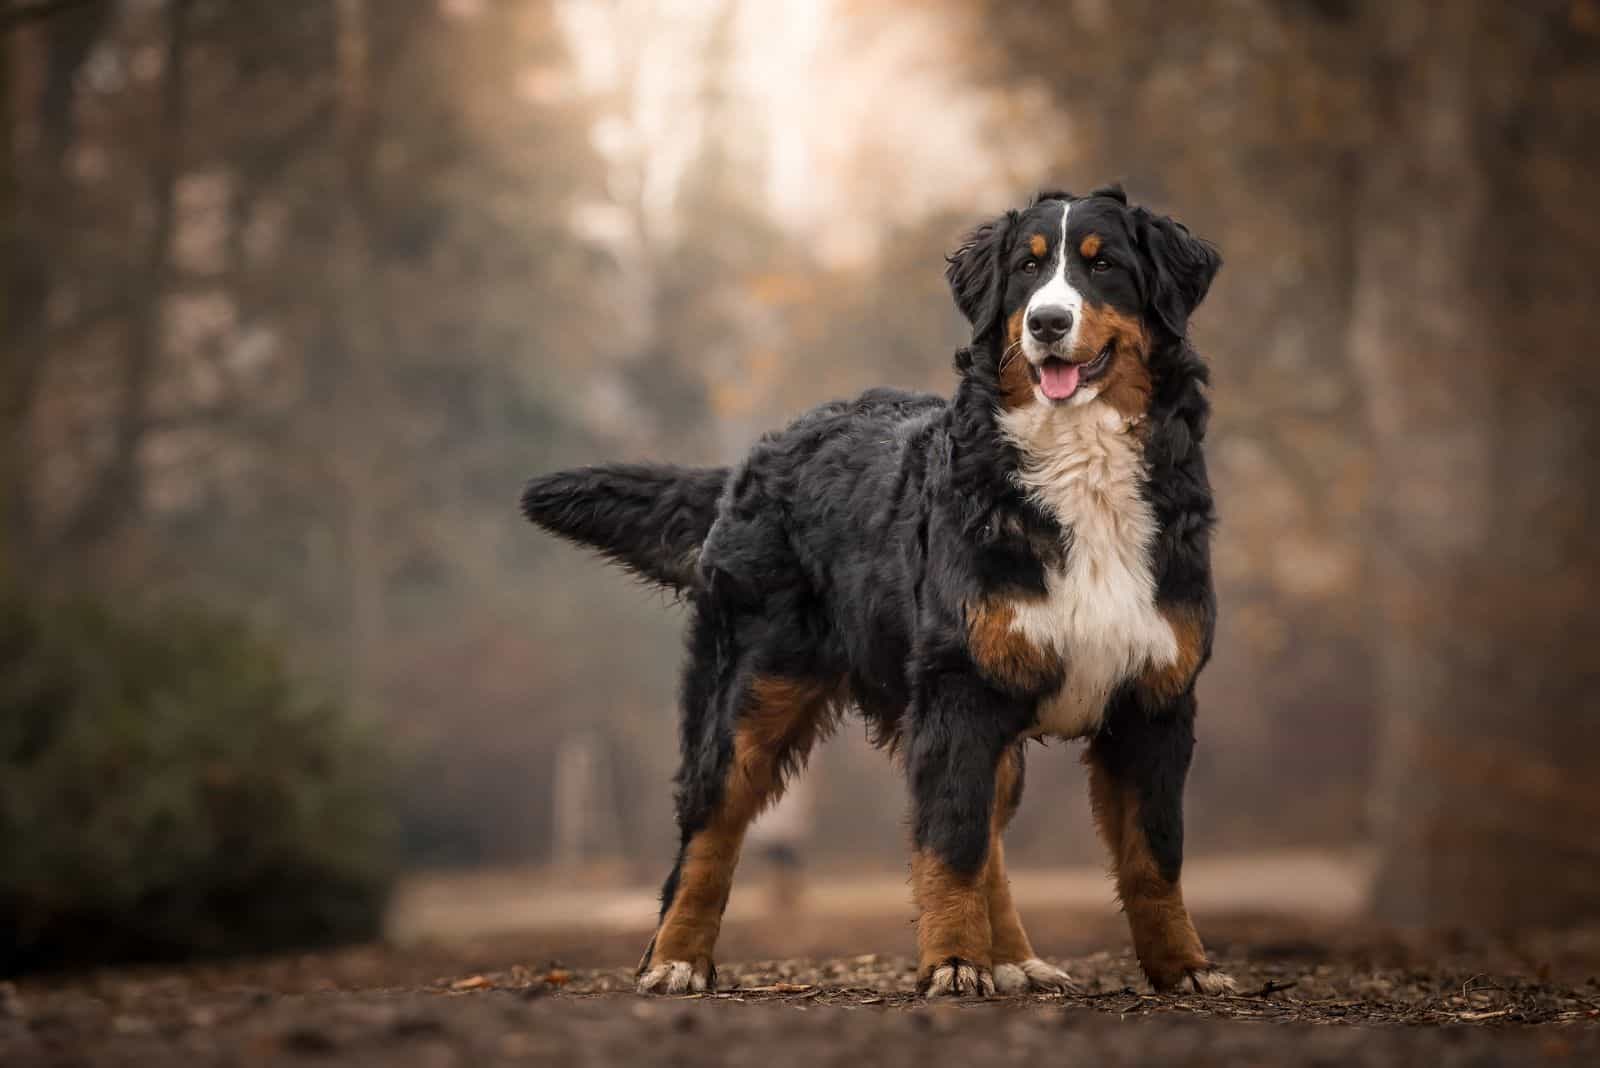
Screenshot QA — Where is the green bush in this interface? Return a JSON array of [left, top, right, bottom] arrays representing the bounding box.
[[0, 594, 394, 975]]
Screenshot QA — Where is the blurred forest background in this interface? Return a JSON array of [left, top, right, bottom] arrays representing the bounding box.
[[3, 0, 1598, 972]]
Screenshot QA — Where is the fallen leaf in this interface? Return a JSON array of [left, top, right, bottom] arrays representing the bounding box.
[[451, 975, 493, 991]]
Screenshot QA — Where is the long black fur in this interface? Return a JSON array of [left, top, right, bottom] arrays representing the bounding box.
[[521, 186, 1221, 984]]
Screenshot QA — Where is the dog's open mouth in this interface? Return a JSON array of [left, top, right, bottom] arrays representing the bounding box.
[[1032, 342, 1115, 402]]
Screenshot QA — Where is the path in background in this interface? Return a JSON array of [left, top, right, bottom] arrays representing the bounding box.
[[387, 848, 1373, 943]]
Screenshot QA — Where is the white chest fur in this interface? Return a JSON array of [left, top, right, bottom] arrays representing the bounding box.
[[997, 401, 1178, 738]]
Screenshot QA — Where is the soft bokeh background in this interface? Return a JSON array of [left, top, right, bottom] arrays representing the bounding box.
[[4, 0, 1597, 974]]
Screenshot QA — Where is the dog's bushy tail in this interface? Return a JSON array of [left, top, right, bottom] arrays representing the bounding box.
[[520, 463, 728, 592]]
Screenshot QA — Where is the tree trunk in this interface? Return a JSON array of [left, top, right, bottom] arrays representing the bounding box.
[[1, 31, 14, 583], [60, 0, 190, 553], [2, 2, 110, 575], [331, 0, 385, 719], [1355, 0, 1600, 929]]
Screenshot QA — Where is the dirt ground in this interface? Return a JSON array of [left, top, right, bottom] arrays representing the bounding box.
[[7, 902, 1600, 1067]]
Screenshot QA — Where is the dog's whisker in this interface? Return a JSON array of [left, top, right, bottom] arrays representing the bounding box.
[[999, 340, 1025, 375]]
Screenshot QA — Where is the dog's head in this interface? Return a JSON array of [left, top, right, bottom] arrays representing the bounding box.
[[946, 185, 1220, 414]]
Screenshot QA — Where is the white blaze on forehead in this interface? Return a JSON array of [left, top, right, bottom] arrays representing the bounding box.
[[1023, 200, 1084, 360]]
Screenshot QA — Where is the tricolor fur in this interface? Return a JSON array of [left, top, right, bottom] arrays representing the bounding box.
[[521, 185, 1231, 997]]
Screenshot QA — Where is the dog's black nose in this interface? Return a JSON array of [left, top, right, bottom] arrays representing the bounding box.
[[1027, 306, 1074, 343]]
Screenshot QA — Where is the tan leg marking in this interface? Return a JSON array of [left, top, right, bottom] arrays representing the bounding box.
[[986, 748, 1032, 964], [987, 749, 1076, 995], [913, 848, 995, 996], [639, 676, 838, 994], [1085, 749, 1233, 994], [1139, 601, 1208, 705], [965, 599, 1063, 695]]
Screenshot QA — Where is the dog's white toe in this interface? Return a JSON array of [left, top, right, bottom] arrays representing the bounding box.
[[923, 960, 995, 997], [1184, 967, 1237, 996], [995, 958, 1077, 994], [637, 959, 710, 995], [993, 962, 1029, 994]]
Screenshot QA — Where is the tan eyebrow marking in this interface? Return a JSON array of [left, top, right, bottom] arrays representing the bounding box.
[[1079, 234, 1102, 258], [1028, 233, 1048, 258]]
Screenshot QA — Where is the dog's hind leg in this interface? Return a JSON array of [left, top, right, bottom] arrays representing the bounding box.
[[1084, 692, 1235, 995], [637, 644, 837, 995], [987, 745, 1077, 995]]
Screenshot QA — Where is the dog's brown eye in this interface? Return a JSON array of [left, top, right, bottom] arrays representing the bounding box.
[[1020, 260, 1039, 275], [1091, 258, 1112, 273]]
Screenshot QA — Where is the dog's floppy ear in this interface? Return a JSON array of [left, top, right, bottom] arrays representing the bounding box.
[[945, 210, 1016, 343], [1134, 208, 1221, 339]]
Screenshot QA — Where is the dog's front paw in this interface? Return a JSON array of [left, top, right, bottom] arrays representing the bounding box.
[[637, 958, 714, 995], [920, 958, 995, 997], [993, 957, 1078, 995], [1143, 953, 1237, 996], [1180, 966, 1236, 996]]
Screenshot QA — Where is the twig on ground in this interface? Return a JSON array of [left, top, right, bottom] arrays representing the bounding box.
[[1454, 1008, 1513, 1022], [1242, 979, 1299, 998]]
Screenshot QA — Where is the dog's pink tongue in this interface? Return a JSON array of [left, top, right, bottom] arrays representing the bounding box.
[[1040, 360, 1079, 400]]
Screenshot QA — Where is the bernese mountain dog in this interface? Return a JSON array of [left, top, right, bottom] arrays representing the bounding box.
[[521, 185, 1230, 998]]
